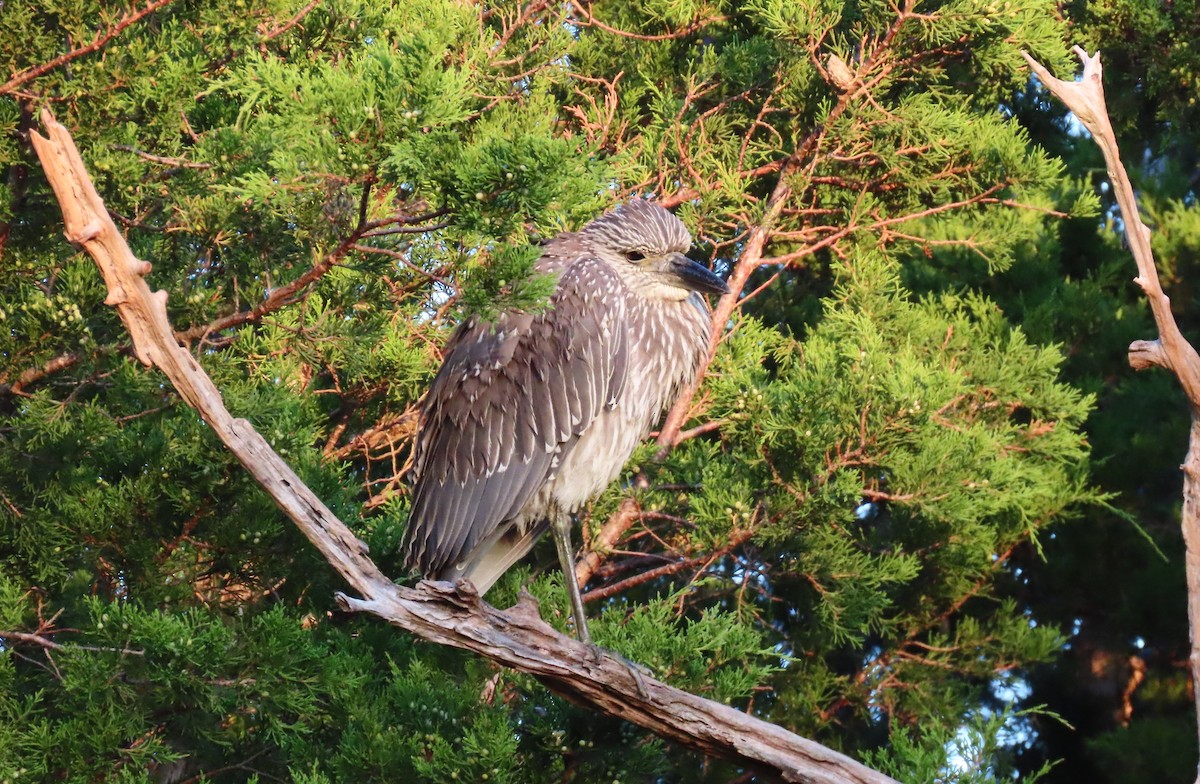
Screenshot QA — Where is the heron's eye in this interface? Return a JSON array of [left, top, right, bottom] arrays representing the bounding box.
[[625, 251, 646, 262]]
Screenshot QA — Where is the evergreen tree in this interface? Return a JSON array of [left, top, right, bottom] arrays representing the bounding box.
[[0, 0, 1185, 781]]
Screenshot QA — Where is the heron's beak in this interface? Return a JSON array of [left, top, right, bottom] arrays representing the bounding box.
[[668, 253, 728, 296]]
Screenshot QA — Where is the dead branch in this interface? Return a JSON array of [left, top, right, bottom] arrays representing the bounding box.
[[31, 109, 896, 784], [1022, 48, 1200, 398], [1024, 47, 1200, 780]]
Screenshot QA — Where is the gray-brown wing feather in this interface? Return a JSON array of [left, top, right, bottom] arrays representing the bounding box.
[[403, 259, 628, 576]]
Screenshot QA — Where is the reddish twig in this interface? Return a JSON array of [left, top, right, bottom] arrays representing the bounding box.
[[582, 530, 753, 604], [576, 495, 644, 586], [0, 629, 144, 656], [1, 350, 85, 396], [110, 144, 211, 169], [1, 0, 177, 96], [258, 0, 322, 42]]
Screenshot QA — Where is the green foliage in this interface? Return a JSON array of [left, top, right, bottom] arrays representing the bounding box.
[[1085, 715, 1198, 784], [0, 0, 1184, 781], [456, 242, 557, 320], [863, 704, 1059, 783], [650, 255, 1089, 747]]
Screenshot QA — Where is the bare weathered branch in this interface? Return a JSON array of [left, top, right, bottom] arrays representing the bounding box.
[[1022, 48, 1200, 400], [31, 108, 896, 784], [32, 111, 387, 598], [1024, 47, 1200, 779]]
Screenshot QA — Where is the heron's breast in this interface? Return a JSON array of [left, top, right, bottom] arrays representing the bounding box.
[[543, 295, 711, 512], [547, 407, 647, 511]]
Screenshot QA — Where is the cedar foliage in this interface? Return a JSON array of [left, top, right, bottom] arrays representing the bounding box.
[[0, 0, 1190, 781]]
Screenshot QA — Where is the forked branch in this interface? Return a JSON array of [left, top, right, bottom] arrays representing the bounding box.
[[30, 109, 895, 784]]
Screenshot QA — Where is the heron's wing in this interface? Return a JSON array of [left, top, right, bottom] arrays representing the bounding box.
[[403, 258, 629, 577]]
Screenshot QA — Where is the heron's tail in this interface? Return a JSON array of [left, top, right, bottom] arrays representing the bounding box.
[[436, 520, 550, 595]]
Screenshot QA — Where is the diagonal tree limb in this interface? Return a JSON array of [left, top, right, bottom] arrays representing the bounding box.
[[1024, 47, 1200, 778], [30, 108, 897, 784]]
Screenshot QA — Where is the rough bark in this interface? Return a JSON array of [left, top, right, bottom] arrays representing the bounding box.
[[30, 109, 897, 784]]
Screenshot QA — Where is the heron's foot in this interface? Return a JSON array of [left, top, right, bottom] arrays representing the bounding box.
[[586, 643, 653, 699]]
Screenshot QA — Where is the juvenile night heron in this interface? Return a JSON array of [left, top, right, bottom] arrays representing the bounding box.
[[401, 201, 727, 643]]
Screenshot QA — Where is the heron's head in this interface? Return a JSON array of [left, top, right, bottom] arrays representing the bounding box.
[[580, 201, 728, 301]]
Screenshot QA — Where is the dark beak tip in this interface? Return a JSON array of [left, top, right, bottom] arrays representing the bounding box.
[[672, 255, 729, 297]]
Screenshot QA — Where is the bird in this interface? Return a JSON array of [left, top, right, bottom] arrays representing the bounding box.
[[401, 200, 727, 644]]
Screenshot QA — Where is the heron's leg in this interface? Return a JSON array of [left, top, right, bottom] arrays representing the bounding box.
[[550, 511, 592, 645], [550, 513, 651, 698]]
